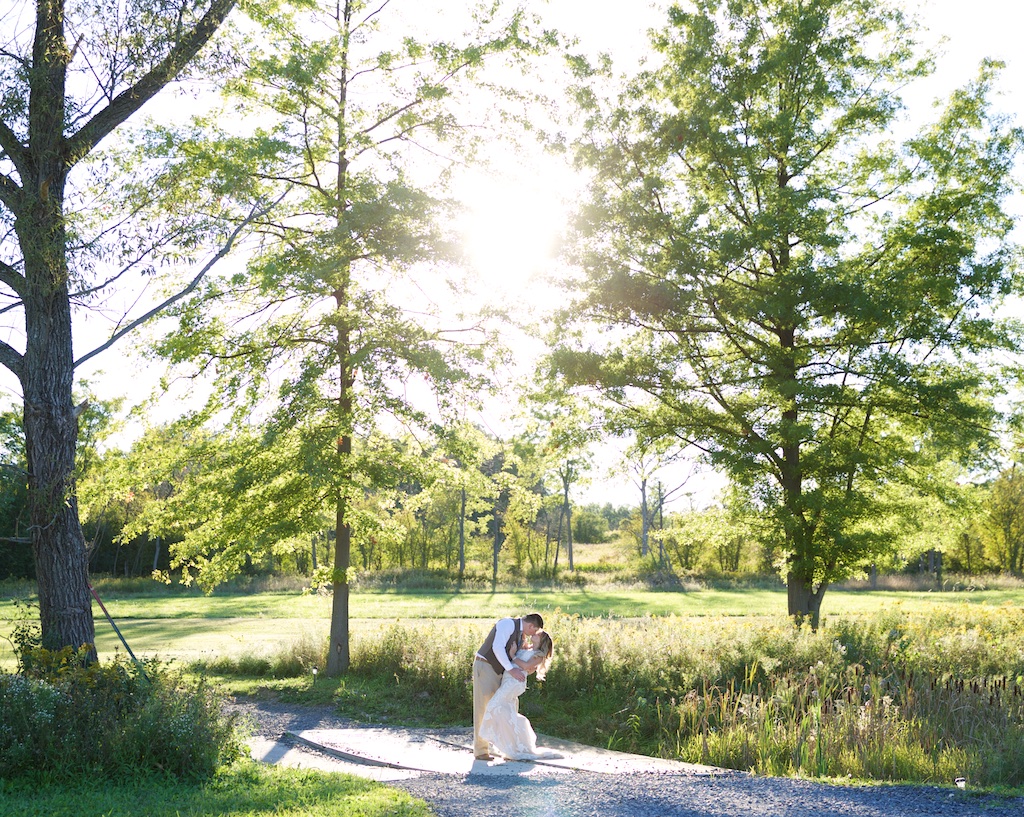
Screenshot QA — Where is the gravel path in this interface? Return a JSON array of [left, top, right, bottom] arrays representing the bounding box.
[[228, 699, 1024, 817]]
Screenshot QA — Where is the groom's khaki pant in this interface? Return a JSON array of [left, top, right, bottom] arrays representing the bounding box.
[[472, 658, 503, 756]]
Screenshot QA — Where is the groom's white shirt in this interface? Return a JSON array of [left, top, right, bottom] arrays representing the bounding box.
[[476, 616, 517, 672]]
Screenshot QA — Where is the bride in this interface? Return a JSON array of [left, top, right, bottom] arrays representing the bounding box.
[[478, 630, 558, 761]]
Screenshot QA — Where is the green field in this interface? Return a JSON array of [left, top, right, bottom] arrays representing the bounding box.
[[3, 584, 1022, 667], [4, 581, 1024, 793]]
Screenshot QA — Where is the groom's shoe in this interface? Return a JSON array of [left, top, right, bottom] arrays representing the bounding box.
[[475, 753, 495, 761]]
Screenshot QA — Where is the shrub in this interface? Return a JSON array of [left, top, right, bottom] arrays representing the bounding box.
[[0, 647, 243, 781]]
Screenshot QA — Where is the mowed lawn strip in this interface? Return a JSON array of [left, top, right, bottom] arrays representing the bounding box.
[[3, 587, 1022, 666], [79, 586, 1024, 618]]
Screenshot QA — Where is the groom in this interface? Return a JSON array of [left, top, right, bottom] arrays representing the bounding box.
[[472, 612, 544, 760]]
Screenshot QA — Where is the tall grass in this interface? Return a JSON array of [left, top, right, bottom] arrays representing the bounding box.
[[532, 607, 1024, 786], [204, 605, 1024, 788]]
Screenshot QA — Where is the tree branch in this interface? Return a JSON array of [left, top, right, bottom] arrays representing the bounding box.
[[74, 193, 285, 369], [0, 119, 28, 179], [0, 338, 25, 383], [0, 171, 24, 214], [65, 0, 237, 163], [0, 258, 27, 299]]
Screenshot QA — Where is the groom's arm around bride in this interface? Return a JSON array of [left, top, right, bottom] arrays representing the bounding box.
[[471, 612, 543, 760]]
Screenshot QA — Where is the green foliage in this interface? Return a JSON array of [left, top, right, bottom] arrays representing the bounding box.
[[559, 0, 1023, 620], [0, 409, 30, 579], [0, 650, 243, 781], [572, 507, 609, 543], [981, 467, 1024, 575], [3, 598, 41, 666]]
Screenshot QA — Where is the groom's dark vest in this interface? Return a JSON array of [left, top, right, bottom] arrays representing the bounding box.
[[478, 618, 521, 675]]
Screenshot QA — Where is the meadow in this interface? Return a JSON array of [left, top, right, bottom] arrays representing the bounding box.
[[3, 577, 1024, 795], [3, 578, 1021, 667]]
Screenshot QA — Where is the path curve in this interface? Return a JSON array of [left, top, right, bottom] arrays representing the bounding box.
[[229, 699, 1024, 817]]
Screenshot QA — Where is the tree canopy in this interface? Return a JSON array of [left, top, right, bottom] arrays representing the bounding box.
[[555, 0, 1023, 625], [140, 0, 556, 673]]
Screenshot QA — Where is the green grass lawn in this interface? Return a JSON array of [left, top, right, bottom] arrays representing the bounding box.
[[3, 584, 1022, 668], [0, 762, 431, 817]]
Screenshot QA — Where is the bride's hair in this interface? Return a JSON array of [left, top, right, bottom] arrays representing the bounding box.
[[534, 631, 554, 681]]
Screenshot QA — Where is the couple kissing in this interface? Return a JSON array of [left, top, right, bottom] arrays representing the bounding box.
[[472, 612, 559, 762]]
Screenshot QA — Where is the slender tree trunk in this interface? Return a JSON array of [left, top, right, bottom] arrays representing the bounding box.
[[326, 257, 352, 674], [656, 482, 666, 566], [328, 488, 351, 675], [458, 486, 466, 576], [553, 507, 561, 570], [325, 0, 354, 677], [639, 476, 649, 557], [543, 510, 552, 570], [327, 311, 352, 676], [421, 515, 429, 568], [561, 468, 574, 571], [491, 512, 502, 586]]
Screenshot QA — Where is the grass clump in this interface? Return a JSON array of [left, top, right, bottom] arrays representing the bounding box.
[[191, 628, 327, 679], [533, 610, 1024, 788], [0, 646, 243, 781]]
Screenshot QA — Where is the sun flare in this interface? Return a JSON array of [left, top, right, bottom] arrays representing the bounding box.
[[458, 168, 572, 309]]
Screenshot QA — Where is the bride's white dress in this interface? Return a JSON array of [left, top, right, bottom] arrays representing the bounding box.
[[478, 648, 559, 761]]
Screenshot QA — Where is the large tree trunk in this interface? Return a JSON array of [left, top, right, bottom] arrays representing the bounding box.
[[786, 567, 827, 630], [22, 269, 96, 655], [20, 5, 96, 652], [776, 321, 826, 628], [25, 387, 96, 654]]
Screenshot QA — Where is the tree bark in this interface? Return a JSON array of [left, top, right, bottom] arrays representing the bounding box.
[[561, 467, 574, 571], [0, 0, 236, 656], [22, 245, 96, 653], [786, 567, 827, 630], [326, 278, 353, 676], [639, 476, 649, 557], [17, 0, 94, 654], [327, 491, 351, 676]]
